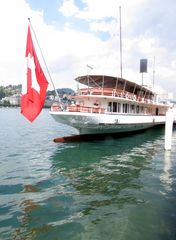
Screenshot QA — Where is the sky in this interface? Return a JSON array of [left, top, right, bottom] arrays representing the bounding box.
[[0, 0, 176, 97]]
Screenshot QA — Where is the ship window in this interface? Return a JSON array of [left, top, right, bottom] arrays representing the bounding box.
[[136, 105, 139, 113], [113, 102, 117, 112], [123, 103, 128, 113], [108, 102, 112, 112], [131, 105, 135, 113], [127, 104, 129, 113], [156, 108, 159, 115], [118, 103, 121, 112]]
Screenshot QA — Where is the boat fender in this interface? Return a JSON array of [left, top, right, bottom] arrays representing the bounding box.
[[114, 119, 118, 124]]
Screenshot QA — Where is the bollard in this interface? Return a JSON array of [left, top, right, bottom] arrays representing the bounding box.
[[165, 108, 173, 150]]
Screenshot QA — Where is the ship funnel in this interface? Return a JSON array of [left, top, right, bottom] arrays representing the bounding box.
[[140, 59, 148, 85], [140, 59, 148, 73]]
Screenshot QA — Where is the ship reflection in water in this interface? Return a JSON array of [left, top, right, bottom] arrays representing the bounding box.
[[42, 127, 176, 240]]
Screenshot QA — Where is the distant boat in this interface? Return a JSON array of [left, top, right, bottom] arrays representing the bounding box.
[[50, 74, 169, 135]]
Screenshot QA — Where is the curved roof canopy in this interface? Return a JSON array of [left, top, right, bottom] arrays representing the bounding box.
[[75, 75, 154, 96]]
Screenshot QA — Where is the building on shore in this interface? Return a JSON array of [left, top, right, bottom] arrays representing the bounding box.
[[0, 94, 20, 106]]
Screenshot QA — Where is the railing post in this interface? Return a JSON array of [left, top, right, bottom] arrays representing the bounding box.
[[165, 108, 173, 151]]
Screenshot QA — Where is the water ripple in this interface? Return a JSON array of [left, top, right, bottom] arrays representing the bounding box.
[[0, 109, 176, 240]]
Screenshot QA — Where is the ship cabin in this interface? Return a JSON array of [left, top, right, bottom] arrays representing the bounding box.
[[52, 75, 168, 116]]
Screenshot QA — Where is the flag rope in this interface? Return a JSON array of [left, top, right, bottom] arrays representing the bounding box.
[[28, 18, 61, 103]]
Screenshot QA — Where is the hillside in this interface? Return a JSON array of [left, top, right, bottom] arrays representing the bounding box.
[[0, 85, 22, 100], [47, 88, 75, 97], [0, 85, 75, 100]]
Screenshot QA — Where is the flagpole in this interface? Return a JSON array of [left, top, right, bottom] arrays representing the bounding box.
[[119, 6, 123, 79], [27, 18, 60, 102], [152, 56, 155, 88]]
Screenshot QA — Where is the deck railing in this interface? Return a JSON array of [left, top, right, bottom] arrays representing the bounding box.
[[51, 104, 105, 114], [67, 105, 105, 114], [78, 87, 153, 103]]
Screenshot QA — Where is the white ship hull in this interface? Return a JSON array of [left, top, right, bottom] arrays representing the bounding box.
[[50, 75, 169, 137], [50, 111, 166, 135]]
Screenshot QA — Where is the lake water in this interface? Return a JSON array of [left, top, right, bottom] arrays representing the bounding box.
[[0, 108, 176, 240]]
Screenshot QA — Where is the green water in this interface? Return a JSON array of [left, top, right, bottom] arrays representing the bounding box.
[[0, 108, 176, 239]]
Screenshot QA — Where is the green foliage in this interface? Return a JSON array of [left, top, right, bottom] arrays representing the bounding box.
[[0, 84, 75, 100], [2, 100, 10, 106], [0, 84, 22, 100], [47, 88, 75, 97], [0, 87, 5, 99]]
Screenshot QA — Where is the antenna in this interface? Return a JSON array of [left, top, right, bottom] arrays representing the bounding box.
[[86, 64, 93, 89], [28, 18, 60, 101], [152, 56, 155, 88], [119, 6, 123, 79]]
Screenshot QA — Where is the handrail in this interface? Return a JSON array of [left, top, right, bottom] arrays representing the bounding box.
[[78, 87, 154, 103], [67, 105, 105, 114]]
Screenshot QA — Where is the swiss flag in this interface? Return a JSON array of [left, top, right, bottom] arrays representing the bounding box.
[[21, 25, 48, 122]]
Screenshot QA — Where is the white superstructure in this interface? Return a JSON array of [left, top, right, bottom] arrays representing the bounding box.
[[50, 75, 169, 135]]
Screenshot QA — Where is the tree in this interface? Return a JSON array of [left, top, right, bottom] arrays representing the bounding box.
[[0, 87, 5, 100]]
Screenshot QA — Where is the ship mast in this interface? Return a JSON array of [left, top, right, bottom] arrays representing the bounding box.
[[152, 56, 155, 88], [119, 6, 123, 79], [115, 6, 123, 91]]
